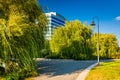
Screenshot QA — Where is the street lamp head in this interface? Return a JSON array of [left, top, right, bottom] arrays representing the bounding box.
[[90, 20, 96, 26]]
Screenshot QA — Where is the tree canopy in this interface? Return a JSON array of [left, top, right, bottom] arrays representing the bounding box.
[[91, 33, 119, 59], [49, 20, 119, 60], [50, 20, 94, 59], [0, 0, 47, 79]]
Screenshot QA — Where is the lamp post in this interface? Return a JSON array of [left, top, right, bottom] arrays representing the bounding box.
[[90, 16, 100, 65]]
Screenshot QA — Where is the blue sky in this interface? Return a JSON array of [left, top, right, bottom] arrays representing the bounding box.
[[38, 0, 120, 46]]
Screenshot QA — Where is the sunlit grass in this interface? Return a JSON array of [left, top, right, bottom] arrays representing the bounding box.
[[25, 78, 34, 80], [0, 77, 4, 80], [86, 60, 120, 80]]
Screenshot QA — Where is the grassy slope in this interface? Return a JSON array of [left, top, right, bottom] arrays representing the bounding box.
[[86, 60, 120, 80]]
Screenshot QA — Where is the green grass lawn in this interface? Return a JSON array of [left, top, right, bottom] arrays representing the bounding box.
[[86, 60, 120, 80]]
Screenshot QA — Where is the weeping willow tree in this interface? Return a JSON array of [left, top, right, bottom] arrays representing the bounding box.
[[50, 20, 94, 59], [91, 33, 119, 59], [0, 0, 47, 79]]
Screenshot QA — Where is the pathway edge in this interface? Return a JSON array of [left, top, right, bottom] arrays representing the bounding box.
[[76, 62, 98, 80]]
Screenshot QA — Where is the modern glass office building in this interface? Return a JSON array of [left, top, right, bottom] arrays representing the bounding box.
[[45, 12, 65, 39]]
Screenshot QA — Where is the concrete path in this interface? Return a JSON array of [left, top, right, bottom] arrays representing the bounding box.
[[76, 62, 98, 80], [34, 59, 97, 80]]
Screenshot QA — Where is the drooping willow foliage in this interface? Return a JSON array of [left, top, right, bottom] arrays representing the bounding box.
[[50, 20, 94, 59], [91, 33, 119, 59], [0, 0, 47, 79], [49, 20, 119, 60]]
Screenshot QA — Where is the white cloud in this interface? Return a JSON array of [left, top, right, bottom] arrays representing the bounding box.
[[115, 16, 120, 21]]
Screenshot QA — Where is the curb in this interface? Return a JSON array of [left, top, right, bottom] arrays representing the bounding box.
[[76, 62, 98, 80]]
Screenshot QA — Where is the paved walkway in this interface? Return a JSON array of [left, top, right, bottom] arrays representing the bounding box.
[[33, 59, 97, 80], [76, 62, 97, 80]]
